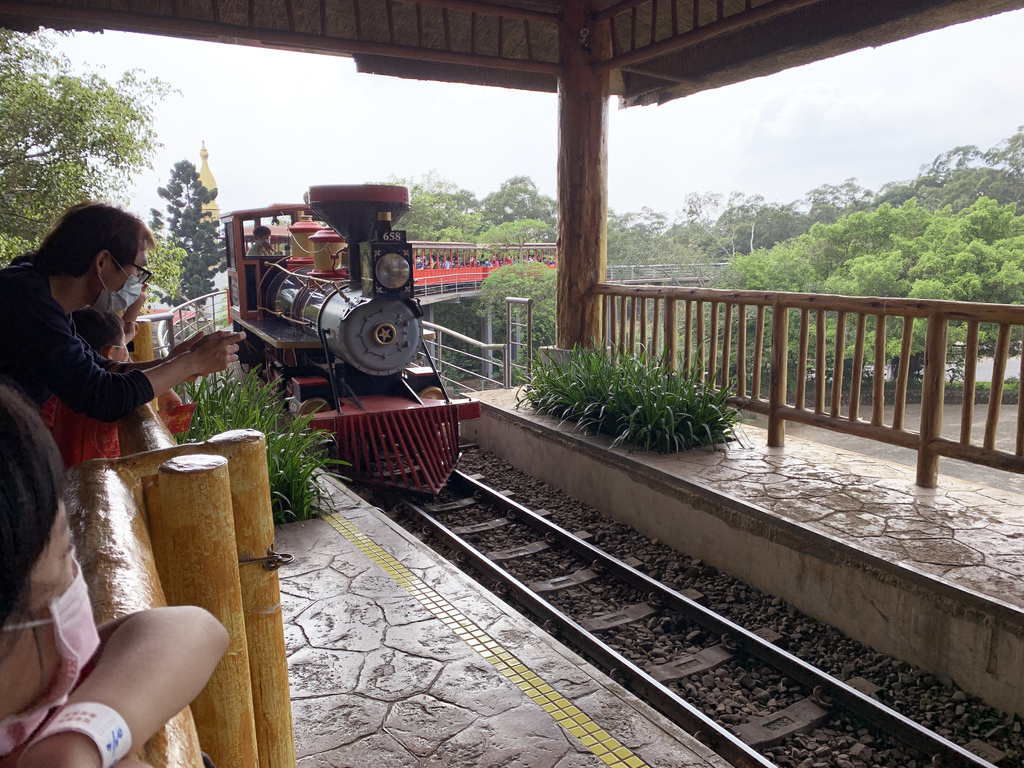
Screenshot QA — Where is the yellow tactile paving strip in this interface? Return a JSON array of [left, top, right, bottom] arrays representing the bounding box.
[[324, 511, 651, 768]]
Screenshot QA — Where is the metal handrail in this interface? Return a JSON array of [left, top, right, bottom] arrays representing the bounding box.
[[148, 290, 231, 358], [422, 296, 536, 393]]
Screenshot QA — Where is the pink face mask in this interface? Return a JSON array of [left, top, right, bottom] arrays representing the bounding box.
[[0, 556, 100, 756]]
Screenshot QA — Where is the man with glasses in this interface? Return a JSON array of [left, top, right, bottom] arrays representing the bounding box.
[[0, 201, 245, 423]]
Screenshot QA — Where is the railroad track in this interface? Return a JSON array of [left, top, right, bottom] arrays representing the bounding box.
[[386, 470, 998, 768]]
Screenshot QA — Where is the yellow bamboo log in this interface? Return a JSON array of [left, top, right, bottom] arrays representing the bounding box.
[[134, 318, 156, 362], [776, 406, 919, 449], [961, 320, 979, 445], [917, 313, 948, 488], [208, 431, 296, 768], [118, 402, 176, 456], [872, 315, 885, 427], [618, 295, 627, 354], [156, 454, 259, 768], [64, 462, 204, 768]]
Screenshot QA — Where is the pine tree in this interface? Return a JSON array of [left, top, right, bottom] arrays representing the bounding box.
[[150, 159, 222, 299]]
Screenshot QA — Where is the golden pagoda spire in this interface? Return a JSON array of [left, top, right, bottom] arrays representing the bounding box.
[[198, 141, 221, 222]]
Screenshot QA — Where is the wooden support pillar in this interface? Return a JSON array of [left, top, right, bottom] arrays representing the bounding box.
[[556, 0, 610, 349]]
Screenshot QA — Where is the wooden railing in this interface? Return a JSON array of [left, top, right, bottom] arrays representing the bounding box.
[[594, 284, 1024, 487]]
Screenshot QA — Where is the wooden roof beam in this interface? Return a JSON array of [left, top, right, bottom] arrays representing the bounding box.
[[0, 1, 563, 74], [594, 0, 821, 72], [406, 0, 561, 25]]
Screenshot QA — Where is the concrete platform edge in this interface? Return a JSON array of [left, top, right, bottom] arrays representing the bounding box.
[[463, 398, 1024, 717]]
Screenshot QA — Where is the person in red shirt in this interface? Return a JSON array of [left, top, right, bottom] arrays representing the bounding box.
[[47, 309, 131, 466]]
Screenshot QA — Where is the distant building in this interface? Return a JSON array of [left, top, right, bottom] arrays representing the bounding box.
[[198, 141, 221, 222]]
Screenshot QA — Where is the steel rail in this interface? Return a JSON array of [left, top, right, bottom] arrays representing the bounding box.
[[441, 470, 998, 768], [391, 491, 776, 768]]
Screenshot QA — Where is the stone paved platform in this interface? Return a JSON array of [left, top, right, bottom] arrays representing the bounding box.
[[470, 389, 1024, 614], [276, 477, 730, 768]]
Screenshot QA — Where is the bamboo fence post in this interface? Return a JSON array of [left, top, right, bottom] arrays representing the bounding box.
[[208, 431, 296, 768], [721, 302, 732, 390], [985, 323, 1011, 451], [682, 300, 691, 376], [795, 309, 809, 410], [752, 306, 765, 400], [768, 301, 788, 447], [696, 301, 705, 379], [872, 315, 885, 427], [155, 454, 259, 768], [665, 298, 678, 371], [961, 320, 980, 444], [849, 313, 866, 422], [736, 304, 747, 397], [917, 313, 948, 487], [830, 311, 847, 418], [893, 317, 914, 431], [814, 309, 826, 414]]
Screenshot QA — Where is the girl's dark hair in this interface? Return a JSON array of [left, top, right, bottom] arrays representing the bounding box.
[[0, 382, 63, 628], [72, 307, 125, 352], [32, 202, 156, 277]]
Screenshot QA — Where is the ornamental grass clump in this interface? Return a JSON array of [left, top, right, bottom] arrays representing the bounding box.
[[180, 370, 344, 524], [518, 347, 742, 453]]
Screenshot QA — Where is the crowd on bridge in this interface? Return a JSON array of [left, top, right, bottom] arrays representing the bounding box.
[[415, 254, 556, 270]]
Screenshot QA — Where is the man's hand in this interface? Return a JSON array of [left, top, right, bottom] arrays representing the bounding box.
[[186, 330, 246, 377]]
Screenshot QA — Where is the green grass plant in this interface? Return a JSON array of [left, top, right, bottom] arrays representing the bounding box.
[[180, 371, 344, 524], [518, 347, 742, 453]]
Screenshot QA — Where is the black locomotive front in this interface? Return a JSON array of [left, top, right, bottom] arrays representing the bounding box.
[[225, 184, 478, 495]]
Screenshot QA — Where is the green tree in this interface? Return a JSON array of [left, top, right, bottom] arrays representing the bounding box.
[[479, 218, 554, 259], [388, 170, 480, 242], [150, 159, 221, 299], [479, 176, 557, 230], [477, 262, 557, 350], [0, 30, 170, 264]]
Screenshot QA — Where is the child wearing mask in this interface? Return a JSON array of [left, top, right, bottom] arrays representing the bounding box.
[[47, 308, 187, 467], [0, 381, 228, 768]]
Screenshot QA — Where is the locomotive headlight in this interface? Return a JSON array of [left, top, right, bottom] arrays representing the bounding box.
[[375, 252, 411, 289]]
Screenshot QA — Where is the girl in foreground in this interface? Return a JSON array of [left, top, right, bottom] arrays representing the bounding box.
[[0, 382, 228, 768]]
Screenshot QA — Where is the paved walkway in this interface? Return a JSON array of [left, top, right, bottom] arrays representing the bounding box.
[[472, 390, 1024, 614], [277, 477, 729, 768]]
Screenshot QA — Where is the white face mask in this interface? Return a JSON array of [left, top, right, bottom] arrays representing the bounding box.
[[94, 262, 145, 314], [0, 556, 100, 755]]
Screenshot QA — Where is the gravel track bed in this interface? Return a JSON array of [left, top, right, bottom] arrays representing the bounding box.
[[380, 449, 1023, 767]]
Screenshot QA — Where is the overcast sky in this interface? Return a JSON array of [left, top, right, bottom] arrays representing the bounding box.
[[51, 7, 1024, 223]]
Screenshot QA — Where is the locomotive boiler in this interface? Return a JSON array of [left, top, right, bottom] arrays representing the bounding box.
[[223, 184, 479, 495]]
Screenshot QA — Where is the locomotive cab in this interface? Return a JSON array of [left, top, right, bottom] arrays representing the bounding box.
[[222, 185, 479, 495]]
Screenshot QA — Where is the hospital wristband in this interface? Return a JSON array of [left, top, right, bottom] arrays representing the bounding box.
[[28, 703, 132, 768]]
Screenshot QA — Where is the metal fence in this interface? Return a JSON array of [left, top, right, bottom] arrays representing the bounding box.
[[148, 290, 231, 358], [423, 296, 535, 395]]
